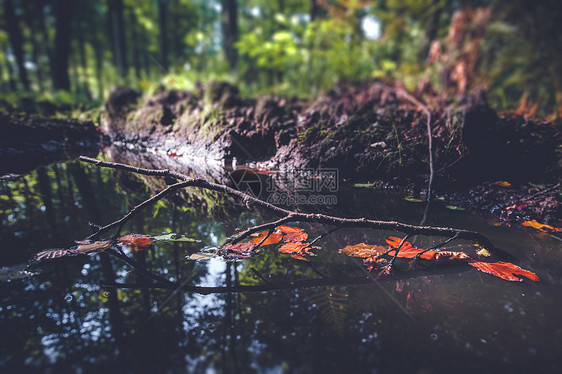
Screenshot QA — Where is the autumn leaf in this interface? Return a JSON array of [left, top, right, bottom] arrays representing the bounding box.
[[223, 242, 257, 254], [433, 251, 470, 262], [187, 252, 215, 261], [70, 240, 113, 254], [467, 261, 540, 282], [291, 254, 310, 262], [118, 234, 152, 250], [34, 249, 69, 261], [404, 196, 424, 203], [339, 243, 387, 258], [521, 219, 562, 232], [493, 181, 512, 187], [276, 225, 304, 235], [249, 231, 283, 246], [278, 242, 309, 254], [384, 236, 436, 259], [283, 231, 308, 243]]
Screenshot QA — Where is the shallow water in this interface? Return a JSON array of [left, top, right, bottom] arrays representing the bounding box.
[[1, 154, 561, 373]]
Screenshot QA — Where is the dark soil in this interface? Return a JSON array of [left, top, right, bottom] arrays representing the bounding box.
[[0, 112, 102, 175], [42, 81, 562, 226]]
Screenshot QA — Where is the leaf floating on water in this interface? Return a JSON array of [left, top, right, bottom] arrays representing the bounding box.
[[278, 242, 309, 254], [118, 234, 152, 250], [521, 219, 562, 232], [0, 264, 39, 281], [70, 240, 113, 254], [339, 243, 387, 258], [467, 261, 540, 282], [433, 251, 470, 262], [187, 252, 216, 261], [354, 183, 375, 188], [404, 196, 424, 203], [34, 249, 69, 260], [476, 248, 492, 257], [445, 205, 465, 211], [152, 233, 199, 242], [249, 231, 283, 246], [276, 225, 304, 234], [493, 181, 512, 187], [291, 254, 310, 261], [223, 242, 257, 254], [283, 231, 308, 243]]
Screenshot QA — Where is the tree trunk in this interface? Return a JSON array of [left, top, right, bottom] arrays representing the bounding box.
[[77, 33, 92, 99], [23, 1, 45, 91], [128, 9, 142, 79], [221, 0, 238, 71], [4, 57, 17, 91], [109, 0, 128, 79], [3, 0, 30, 90], [37, 0, 53, 69], [158, 0, 169, 71], [310, 0, 319, 21], [51, 0, 74, 91], [92, 35, 104, 100]]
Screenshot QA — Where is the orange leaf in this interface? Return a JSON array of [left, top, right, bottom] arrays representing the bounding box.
[[249, 231, 283, 246], [283, 231, 309, 243], [468, 261, 540, 282], [276, 225, 304, 235], [118, 234, 152, 249], [521, 219, 562, 232], [278, 242, 309, 254], [385, 237, 435, 259], [339, 243, 387, 258], [224, 242, 257, 254], [433, 251, 470, 262], [493, 181, 512, 187], [291, 254, 310, 262]]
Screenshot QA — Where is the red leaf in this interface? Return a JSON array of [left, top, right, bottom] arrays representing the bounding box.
[[248, 231, 283, 246], [467, 261, 540, 282], [118, 234, 152, 249], [291, 254, 310, 262], [278, 242, 309, 254], [168, 152, 182, 157], [224, 242, 257, 254]]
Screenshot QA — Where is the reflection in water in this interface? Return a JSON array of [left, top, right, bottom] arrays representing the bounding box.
[[1, 157, 561, 373]]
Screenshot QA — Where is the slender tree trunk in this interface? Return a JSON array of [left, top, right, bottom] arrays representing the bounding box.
[[158, 0, 169, 71], [23, 2, 45, 91], [91, 36, 104, 100], [129, 9, 142, 79], [77, 33, 92, 99], [109, 0, 128, 79], [310, 0, 319, 21], [4, 58, 17, 91], [37, 0, 53, 69], [3, 0, 30, 90], [221, 0, 238, 71], [51, 0, 74, 91]]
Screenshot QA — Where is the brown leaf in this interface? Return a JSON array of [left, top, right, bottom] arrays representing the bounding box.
[[467, 261, 540, 282], [118, 234, 152, 251], [223, 242, 257, 254], [385, 237, 436, 259], [339, 243, 387, 258], [278, 242, 309, 254], [249, 231, 283, 246], [433, 251, 470, 262], [34, 249, 69, 261], [291, 254, 310, 262], [70, 240, 113, 255], [276, 225, 304, 235], [283, 231, 309, 243]]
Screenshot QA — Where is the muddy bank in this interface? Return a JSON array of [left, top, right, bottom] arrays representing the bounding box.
[[102, 81, 561, 225], [0, 113, 102, 175]]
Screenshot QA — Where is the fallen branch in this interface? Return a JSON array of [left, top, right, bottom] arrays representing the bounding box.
[[79, 156, 501, 258]]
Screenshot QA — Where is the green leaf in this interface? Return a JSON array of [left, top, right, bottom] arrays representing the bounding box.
[[354, 183, 375, 188], [404, 196, 424, 203], [445, 205, 466, 211]]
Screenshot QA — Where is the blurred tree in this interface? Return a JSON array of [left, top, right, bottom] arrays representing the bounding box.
[[51, 0, 74, 91], [222, 0, 238, 70], [3, 0, 30, 90], [109, 0, 128, 79]]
